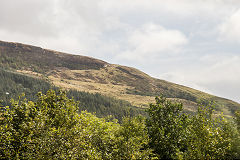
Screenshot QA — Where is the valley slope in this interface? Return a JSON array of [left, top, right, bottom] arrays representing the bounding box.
[[0, 40, 239, 117]]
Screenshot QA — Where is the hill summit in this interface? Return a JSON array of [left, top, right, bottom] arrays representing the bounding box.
[[0, 40, 239, 117]]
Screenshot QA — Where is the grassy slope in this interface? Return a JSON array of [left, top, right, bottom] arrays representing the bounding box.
[[0, 40, 239, 117], [0, 68, 144, 120]]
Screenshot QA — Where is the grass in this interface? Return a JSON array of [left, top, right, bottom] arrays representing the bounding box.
[[15, 65, 237, 117], [1, 40, 239, 118]]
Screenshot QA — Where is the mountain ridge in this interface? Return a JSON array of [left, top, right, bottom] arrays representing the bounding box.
[[0, 40, 239, 117]]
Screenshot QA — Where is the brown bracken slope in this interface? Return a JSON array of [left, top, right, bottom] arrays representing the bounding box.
[[0, 40, 239, 117]]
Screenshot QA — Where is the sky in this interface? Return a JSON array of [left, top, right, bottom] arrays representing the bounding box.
[[0, 0, 240, 103]]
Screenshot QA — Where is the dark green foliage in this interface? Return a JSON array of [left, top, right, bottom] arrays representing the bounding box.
[[0, 69, 144, 121], [0, 53, 26, 70], [114, 116, 154, 159], [1, 90, 240, 159], [181, 105, 236, 159], [0, 90, 152, 159], [1, 40, 240, 118], [235, 111, 240, 132], [146, 96, 240, 159], [67, 90, 146, 121], [146, 96, 189, 159], [231, 111, 240, 158], [0, 69, 53, 106]]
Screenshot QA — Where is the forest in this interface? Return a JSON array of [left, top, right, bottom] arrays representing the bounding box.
[[0, 90, 240, 159], [0, 68, 240, 159], [0, 68, 144, 121]]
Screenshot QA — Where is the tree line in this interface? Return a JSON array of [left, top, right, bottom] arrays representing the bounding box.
[[0, 68, 144, 121], [1, 90, 240, 159]]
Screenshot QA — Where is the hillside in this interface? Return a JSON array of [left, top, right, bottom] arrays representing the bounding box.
[[0, 40, 239, 117], [0, 68, 144, 120]]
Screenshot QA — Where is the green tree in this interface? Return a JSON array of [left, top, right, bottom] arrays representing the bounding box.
[[0, 90, 86, 159], [146, 96, 240, 159], [115, 116, 154, 159], [32, 90, 85, 159], [0, 95, 37, 159], [146, 96, 189, 159], [0, 90, 120, 159], [231, 110, 240, 158], [181, 104, 235, 159], [235, 111, 240, 132], [0, 90, 149, 159], [76, 112, 120, 159]]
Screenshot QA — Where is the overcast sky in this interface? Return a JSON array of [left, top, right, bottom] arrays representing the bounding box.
[[0, 0, 240, 102]]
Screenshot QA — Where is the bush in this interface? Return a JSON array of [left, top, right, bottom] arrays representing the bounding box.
[[1, 91, 239, 159], [146, 96, 189, 159], [0, 90, 152, 159], [146, 96, 240, 159]]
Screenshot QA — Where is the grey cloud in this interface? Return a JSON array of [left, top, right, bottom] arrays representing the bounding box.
[[0, 0, 58, 38], [0, 0, 240, 103]]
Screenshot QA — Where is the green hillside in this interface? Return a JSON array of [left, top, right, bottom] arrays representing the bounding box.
[[0, 40, 240, 159], [0, 68, 144, 121], [1, 89, 240, 159], [0, 40, 239, 117]]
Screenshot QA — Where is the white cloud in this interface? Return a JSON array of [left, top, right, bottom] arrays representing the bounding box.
[[197, 55, 240, 102], [197, 55, 240, 85], [0, 0, 240, 103], [117, 23, 188, 62], [101, 0, 239, 19], [159, 55, 240, 102], [0, 0, 57, 38], [219, 9, 240, 42]]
